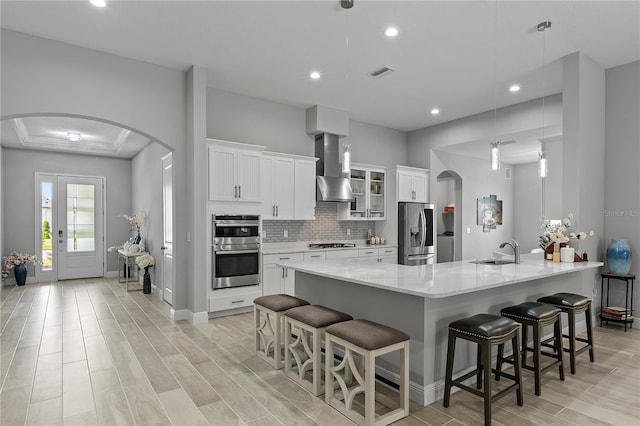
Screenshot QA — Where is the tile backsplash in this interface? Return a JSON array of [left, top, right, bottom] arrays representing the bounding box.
[[262, 202, 374, 242]]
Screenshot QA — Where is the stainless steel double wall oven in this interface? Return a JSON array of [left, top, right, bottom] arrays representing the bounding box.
[[212, 214, 260, 290]]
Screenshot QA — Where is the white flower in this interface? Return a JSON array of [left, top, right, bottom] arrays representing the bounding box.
[[540, 213, 594, 246], [135, 254, 155, 269]]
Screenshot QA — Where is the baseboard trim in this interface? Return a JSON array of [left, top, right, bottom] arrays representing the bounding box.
[[190, 311, 209, 324], [208, 306, 253, 319], [170, 309, 189, 321], [105, 271, 119, 278]]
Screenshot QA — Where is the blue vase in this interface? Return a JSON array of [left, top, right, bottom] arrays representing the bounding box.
[[14, 264, 27, 286], [607, 239, 632, 275]]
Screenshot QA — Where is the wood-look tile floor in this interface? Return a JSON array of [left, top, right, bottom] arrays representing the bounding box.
[[1, 278, 638, 426]]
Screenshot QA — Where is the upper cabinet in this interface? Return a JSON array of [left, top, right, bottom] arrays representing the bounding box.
[[208, 139, 265, 202], [397, 165, 429, 203], [261, 152, 318, 220], [338, 164, 386, 221]]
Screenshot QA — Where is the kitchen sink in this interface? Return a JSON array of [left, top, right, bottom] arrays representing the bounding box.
[[470, 259, 516, 265]]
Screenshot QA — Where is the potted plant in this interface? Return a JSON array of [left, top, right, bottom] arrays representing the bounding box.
[[2, 250, 40, 286], [135, 254, 155, 294]]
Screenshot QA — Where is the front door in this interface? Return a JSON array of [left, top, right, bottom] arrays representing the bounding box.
[[56, 175, 104, 280], [161, 153, 174, 304]]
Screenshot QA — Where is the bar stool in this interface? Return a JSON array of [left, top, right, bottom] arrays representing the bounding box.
[[254, 294, 309, 369], [325, 319, 410, 426], [443, 314, 523, 426], [498, 302, 564, 396], [283, 305, 353, 395], [537, 292, 594, 374]]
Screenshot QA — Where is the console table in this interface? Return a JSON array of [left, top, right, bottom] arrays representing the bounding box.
[[117, 249, 148, 292], [601, 272, 635, 331]]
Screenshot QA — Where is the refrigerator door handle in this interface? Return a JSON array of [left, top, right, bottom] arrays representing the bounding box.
[[419, 210, 427, 248]]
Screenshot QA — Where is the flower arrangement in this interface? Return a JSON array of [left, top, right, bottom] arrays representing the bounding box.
[[135, 254, 155, 270], [120, 211, 145, 233], [2, 250, 40, 278], [540, 213, 594, 245]]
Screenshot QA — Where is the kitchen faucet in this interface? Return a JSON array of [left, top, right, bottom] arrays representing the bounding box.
[[499, 239, 521, 264]]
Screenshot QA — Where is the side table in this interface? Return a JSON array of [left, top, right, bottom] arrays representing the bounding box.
[[600, 272, 635, 331], [118, 249, 148, 292]]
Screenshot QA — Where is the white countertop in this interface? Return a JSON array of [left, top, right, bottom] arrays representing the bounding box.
[[280, 254, 604, 298], [262, 241, 397, 255]]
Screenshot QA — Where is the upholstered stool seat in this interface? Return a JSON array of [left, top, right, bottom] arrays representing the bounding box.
[[498, 302, 564, 396], [284, 305, 352, 395], [325, 319, 410, 426], [444, 314, 523, 426], [537, 292, 594, 374], [254, 294, 309, 369]]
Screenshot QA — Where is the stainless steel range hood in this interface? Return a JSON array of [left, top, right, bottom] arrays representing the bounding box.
[[314, 133, 354, 202]]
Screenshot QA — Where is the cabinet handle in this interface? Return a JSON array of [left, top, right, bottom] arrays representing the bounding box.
[[238, 186, 241, 198], [272, 205, 275, 216], [231, 299, 245, 304], [282, 268, 286, 278], [310, 255, 321, 258], [276, 205, 279, 216], [285, 268, 288, 278], [365, 251, 375, 254], [279, 257, 290, 260]]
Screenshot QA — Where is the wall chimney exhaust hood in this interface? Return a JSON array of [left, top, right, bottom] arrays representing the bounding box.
[[306, 105, 353, 203]]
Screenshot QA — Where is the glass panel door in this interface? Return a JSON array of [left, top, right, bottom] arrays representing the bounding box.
[[349, 167, 366, 219], [66, 183, 96, 252]]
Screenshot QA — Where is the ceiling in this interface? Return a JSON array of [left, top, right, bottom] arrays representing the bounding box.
[[1, 1, 638, 158]]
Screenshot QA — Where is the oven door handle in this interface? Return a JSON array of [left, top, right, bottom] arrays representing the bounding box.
[[214, 249, 260, 255], [214, 223, 259, 227]]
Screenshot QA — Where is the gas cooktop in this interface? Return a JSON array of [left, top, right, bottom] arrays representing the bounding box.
[[308, 243, 357, 249]]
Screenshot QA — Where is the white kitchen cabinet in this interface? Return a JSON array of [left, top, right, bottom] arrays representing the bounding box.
[[397, 165, 429, 203], [338, 164, 386, 221], [294, 158, 317, 220], [262, 252, 303, 296], [303, 251, 326, 262], [208, 139, 265, 202], [261, 153, 317, 220], [358, 246, 397, 263]]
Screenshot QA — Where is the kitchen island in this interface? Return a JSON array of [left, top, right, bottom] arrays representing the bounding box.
[[280, 254, 603, 405]]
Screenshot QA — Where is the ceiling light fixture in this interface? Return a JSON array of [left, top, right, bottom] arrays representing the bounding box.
[[90, 0, 106, 7], [67, 132, 82, 142], [509, 84, 521, 92], [538, 20, 551, 179], [490, 141, 500, 170], [310, 71, 320, 80], [385, 27, 398, 37], [431, 108, 440, 115]]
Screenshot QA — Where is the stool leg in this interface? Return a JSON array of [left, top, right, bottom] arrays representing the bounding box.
[[495, 343, 504, 382], [586, 304, 595, 362], [312, 327, 322, 396], [364, 351, 376, 425], [568, 311, 577, 374], [482, 341, 492, 426], [274, 312, 283, 369], [555, 315, 565, 381], [532, 322, 541, 396], [521, 322, 528, 366], [325, 336, 335, 404], [477, 344, 483, 390], [401, 341, 410, 415], [284, 317, 292, 372], [254, 305, 260, 353], [512, 330, 523, 406], [443, 330, 456, 408]]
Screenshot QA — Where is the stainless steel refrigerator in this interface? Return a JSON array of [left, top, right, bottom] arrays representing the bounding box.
[[398, 203, 435, 265]]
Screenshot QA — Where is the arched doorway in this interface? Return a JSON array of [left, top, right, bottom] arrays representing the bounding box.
[[436, 170, 462, 262]]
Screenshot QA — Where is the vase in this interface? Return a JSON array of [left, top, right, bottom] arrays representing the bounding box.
[[143, 267, 151, 294], [14, 264, 27, 286], [134, 231, 142, 244], [607, 239, 632, 275]]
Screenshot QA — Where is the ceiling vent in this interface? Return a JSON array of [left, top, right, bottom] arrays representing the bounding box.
[[369, 66, 395, 79]]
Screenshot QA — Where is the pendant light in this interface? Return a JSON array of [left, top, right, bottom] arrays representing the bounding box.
[[538, 21, 551, 178], [489, 0, 500, 171], [342, 144, 351, 173]]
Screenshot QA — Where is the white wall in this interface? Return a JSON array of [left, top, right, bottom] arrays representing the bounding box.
[[604, 60, 640, 312], [1, 30, 192, 313], [131, 142, 171, 292], [430, 150, 514, 260], [1, 148, 132, 276], [205, 88, 408, 244], [513, 162, 542, 252]]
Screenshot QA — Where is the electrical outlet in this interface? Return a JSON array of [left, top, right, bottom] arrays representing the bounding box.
[[347, 228, 351, 236], [284, 230, 288, 238]]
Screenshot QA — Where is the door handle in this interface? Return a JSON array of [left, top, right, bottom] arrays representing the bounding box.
[[161, 246, 167, 250]]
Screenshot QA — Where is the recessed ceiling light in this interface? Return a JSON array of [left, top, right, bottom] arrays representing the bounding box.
[[431, 108, 440, 115], [509, 84, 521, 92], [90, 0, 106, 7], [385, 27, 398, 37], [67, 132, 82, 142], [310, 71, 321, 80]]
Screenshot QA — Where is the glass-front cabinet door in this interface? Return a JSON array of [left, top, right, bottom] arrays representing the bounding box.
[[339, 164, 386, 221]]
